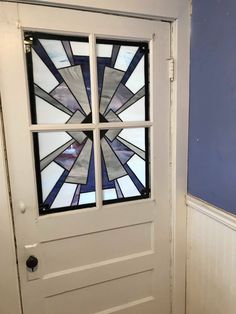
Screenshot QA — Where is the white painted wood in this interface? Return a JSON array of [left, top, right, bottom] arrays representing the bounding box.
[[44, 271, 152, 314], [0, 101, 22, 313], [29, 121, 153, 131], [187, 196, 236, 231], [90, 33, 102, 208], [5, 0, 188, 21], [170, 15, 190, 314], [0, 3, 172, 314], [186, 195, 236, 314], [0, 1, 190, 313], [22, 4, 192, 312], [42, 223, 152, 274]]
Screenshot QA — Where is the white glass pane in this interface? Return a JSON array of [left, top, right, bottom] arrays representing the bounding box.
[[41, 162, 64, 201], [79, 192, 96, 205], [97, 44, 113, 57], [117, 175, 139, 197], [39, 39, 70, 68], [125, 56, 144, 93], [51, 183, 77, 208], [127, 154, 146, 186], [38, 132, 72, 160], [103, 188, 117, 201], [118, 96, 145, 122], [114, 46, 138, 71], [32, 50, 59, 93], [70, 42, 89, 56], [36, 96, 70, 124], [118, 128, 145, 151]]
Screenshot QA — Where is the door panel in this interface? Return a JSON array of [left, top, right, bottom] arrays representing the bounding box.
[[41, 223, 152, 274], [0, 3, 171, 314], [44, 271, 152, 314]]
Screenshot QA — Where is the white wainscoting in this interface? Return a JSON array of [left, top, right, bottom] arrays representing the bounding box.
[[186, 196, 236, 314]]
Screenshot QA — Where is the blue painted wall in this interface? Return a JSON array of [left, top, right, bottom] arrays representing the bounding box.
[[188, 0, 236, 214]]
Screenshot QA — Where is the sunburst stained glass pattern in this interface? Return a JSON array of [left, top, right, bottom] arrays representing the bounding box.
[[101, 128, 149, 203], [97, 40, 149, 123], [34, 131, 96, 213], [25, 33, 151, 214], [26, 33, 92, 124]]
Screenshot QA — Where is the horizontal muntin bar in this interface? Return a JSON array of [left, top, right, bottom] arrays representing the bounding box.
[[29, 121, 152, 132]]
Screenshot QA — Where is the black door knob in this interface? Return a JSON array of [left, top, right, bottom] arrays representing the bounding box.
[[26, 255, 38, 272]]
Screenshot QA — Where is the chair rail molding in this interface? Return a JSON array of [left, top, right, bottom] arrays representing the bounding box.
[[187, 195, 236, 231]]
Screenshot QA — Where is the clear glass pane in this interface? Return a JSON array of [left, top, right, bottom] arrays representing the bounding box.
[[34, 131, 96, 214], [25, 33, 92, 124], [97, 40, 149, 123], [100, 128, 150, 203]]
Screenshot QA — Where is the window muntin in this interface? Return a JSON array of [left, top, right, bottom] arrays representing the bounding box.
[[25, 32, 150, 215]]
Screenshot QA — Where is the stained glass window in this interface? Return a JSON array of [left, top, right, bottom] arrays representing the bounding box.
[[26, 33, 92, 124], [25, 33, 150, 215], [97, 40, 149, 123], [34, 131, 95, 213], [101, 128, 149, 203]]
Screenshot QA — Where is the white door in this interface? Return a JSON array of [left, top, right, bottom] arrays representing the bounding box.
[[0, 3, 171, 314]]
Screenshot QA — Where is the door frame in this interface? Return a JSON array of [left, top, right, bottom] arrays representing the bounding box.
[[0, 1, 190, 314]]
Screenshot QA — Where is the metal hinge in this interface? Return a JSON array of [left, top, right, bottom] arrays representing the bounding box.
[[189, 0, 193, 16], [168, 58, 175, 82], [24, 34, 34, 53]]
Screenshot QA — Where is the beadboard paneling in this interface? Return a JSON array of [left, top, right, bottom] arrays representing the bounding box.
[[187, 196, 236, 314]]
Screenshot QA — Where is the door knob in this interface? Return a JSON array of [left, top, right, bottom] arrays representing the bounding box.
[[26, 255, 38, 272]]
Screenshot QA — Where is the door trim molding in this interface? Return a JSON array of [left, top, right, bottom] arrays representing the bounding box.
[[170, 16, 190, 314], [0, 99, 22, 314], [3, 0, 174, 21]]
